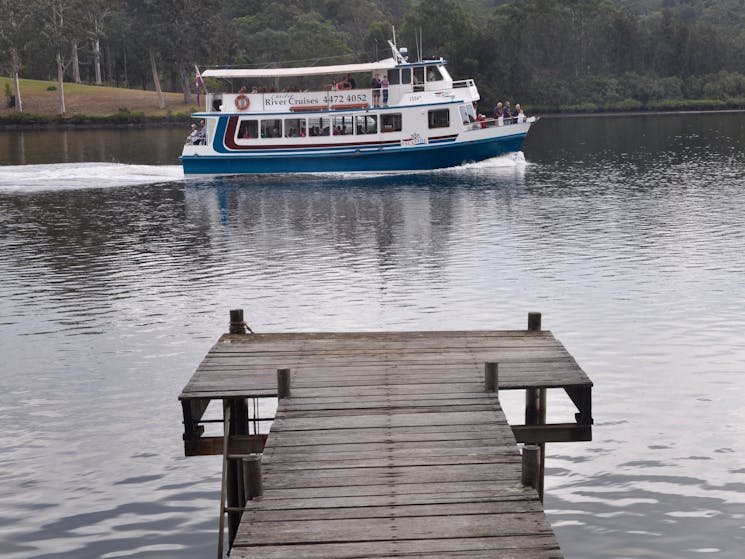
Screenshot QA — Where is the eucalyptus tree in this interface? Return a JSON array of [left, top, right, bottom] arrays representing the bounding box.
[[399, 0, 477, 74], [126, 0, 167, 107], [126, 0, 220, 106], [232, 3, 354, 67], [170, 0, 220, 103], [228, 3, 354, 92], [84, 0, 118, 85], [38, 0, 84, 113], [0, 0, 34, 111]]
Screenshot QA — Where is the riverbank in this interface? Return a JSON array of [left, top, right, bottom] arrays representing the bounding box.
[[1, 77, 199, 128], [528, 96, 745, 115], [5, 76, 745, 128]]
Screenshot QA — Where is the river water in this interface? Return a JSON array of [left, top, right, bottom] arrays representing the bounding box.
[[1, 113, 744, 558]]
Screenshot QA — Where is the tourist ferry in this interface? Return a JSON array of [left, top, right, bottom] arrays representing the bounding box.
[[181, 42, 535, 175]]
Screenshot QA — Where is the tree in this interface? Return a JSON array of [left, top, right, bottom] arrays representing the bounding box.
[[127, 0, 168, 107], [39, 0, 75, 114], [399, 0, 477, 68], [0, 0, 34, 111], [232, 5, 354, 72], [84, 0, 116, 85], [127, 0, 220, 106]]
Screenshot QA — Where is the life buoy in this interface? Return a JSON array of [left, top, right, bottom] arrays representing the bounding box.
[[234, 94, 250, 111]]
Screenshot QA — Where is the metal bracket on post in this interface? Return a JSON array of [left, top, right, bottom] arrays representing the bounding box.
[[277, 368, 291, 400], [484, 362, 499, 392], [521, 444, 541, 491], [242, 454, 263, 501]]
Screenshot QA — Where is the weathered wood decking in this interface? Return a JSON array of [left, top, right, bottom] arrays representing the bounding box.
[[179, 320, 592, 558]]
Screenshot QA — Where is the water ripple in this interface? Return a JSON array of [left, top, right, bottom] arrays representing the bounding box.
[[2, 114, 745, 558]]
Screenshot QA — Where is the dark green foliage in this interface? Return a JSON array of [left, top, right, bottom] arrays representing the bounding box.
[[4, 83, 14, 107], [3, 0, 745, 113]]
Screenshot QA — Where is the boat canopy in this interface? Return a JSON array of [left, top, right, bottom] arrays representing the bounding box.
[[202, 58, 399, 80]]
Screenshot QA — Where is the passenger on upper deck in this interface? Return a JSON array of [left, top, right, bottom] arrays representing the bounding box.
[[381, 75, 389, 106], [371, 74, 381, 107]]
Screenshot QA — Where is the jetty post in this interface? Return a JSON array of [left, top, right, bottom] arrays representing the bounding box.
[[526, 311, 547, 500]]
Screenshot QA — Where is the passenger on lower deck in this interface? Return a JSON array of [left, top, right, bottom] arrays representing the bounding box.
[[186, 123, 199, 144]]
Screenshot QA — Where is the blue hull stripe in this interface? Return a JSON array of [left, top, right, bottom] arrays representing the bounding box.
[[184, 133, 527, 174]]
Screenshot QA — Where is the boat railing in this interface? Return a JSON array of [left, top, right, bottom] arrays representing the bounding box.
[[452, 79, 476, 89], [464, 115, 532, 130], [209, 79, 478, 114]]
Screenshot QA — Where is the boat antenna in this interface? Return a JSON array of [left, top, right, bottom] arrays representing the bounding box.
[[392, 25, 397, 49], [388, 39, 407, 63]]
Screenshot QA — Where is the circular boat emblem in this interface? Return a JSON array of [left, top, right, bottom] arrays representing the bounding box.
[[234, 94, 250, 111]]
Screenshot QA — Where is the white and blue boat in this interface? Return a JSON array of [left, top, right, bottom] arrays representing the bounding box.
[[181, 42, 535, 175]]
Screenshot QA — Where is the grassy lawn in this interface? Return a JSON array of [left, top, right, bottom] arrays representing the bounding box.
[[0, 77, 201, 118]]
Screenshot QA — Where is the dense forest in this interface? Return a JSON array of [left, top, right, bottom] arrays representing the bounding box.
[[3, 0, 745, 113]]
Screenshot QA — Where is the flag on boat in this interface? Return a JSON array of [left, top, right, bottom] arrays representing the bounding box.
[[195, 66, 205, 104]]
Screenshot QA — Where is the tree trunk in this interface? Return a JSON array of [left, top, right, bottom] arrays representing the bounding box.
[[93, 38, 102, 85], [149, 48, 165, 109], [179, 64, 193, 104], [122, 43, 128, 87], [56, 49, 66, 114], [71, 41, 81, 83], [10, 47, 23, 112]]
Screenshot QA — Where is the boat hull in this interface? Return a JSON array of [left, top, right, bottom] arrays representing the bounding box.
[[181, 131, 528, 175]]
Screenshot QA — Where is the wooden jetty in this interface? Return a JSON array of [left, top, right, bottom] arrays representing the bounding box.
[[178, 311, 593, 558]]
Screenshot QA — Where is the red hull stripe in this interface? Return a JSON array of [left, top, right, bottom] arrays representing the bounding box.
[[223, 116, 458, 151]]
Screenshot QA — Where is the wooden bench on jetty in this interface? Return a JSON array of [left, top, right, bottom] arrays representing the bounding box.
[[178, 311, 593, 558]]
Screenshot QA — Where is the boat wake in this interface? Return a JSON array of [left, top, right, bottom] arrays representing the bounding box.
[[0, 162, 185, 193], [273, 152, 529, 182], [0, 154, 527, 193], [425, 151, 526, 174]]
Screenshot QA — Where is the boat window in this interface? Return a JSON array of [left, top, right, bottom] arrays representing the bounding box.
[[458, 106, 470, 125], [332, 116, 354, 136], [308, 116, 331, 136], [464, 103, 477, 122], [261, 119, 282, 138], [428, 109, 450, 128], [356, 115, 377, 134], [387, 69, 400, 85], [285, 118, 306, 138], [401, 68, 411, 85], [381, 113, 402, 133], [413, 67, 424, 85], [427, 66, 445, 82], [238, 119, 259, 139]]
